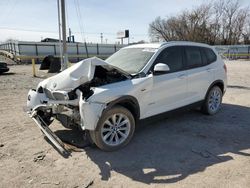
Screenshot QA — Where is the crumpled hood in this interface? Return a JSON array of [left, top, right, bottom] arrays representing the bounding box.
[[38, 57, 125, 92]]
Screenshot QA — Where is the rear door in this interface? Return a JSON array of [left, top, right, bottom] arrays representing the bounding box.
[[184, 46, 214, 103], [143, 46, 188, 118]]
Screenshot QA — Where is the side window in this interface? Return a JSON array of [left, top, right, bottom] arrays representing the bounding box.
[[185, 46, 203, 68], [204, 48, 217, 64], [154, 46, 183, 73]]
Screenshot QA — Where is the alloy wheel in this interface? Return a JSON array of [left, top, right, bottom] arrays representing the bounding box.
[[208, 88, 221, 113], [101, 113, 131, 146]]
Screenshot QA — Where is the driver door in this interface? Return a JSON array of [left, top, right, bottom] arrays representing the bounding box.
[[143, 46, 188, 118]]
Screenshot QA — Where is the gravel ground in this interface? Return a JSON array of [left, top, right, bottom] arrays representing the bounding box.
[[0, 61, 250, 188]]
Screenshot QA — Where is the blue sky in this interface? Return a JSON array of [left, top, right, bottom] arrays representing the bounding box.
[[0, 0, 249, 43]]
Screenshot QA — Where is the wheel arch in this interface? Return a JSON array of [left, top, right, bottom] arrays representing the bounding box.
[[106, 95, 140, 122], [205, 80, 224, 99]]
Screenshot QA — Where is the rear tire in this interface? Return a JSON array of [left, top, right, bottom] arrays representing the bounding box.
[[90, 105, 135, 151], [201, 86, 222, 115]]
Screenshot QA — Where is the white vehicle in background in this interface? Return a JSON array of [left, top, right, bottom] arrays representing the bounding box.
[[26, 41, 227, 154]]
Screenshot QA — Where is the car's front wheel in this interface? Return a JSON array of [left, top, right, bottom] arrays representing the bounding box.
[[90, 105, 135, 151], [201, 86, 222, 115]]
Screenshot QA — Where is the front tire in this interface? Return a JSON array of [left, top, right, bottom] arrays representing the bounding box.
[[90, 105, 135, 151], [201, 86, 222, 115]]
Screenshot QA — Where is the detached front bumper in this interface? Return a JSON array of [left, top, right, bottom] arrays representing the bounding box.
[[31, 113, 69, 156], [27, 89, 70, 155]]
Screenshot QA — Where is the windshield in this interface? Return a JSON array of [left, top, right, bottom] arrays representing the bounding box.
[[106, 48, 156, 74]]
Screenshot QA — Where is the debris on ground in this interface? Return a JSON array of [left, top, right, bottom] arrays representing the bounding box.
[[191, 148, 210, 158], [33, 151, 46, 162], [41, 181, 60, 185], [0, 143, 4, 147], [28, 179, 33, 184], [233, 139, 240, 144], [205, 150, 223, 161], [196, 133, 207, 139], [0, 153, 5, 159], [82, 179, 94, 188]]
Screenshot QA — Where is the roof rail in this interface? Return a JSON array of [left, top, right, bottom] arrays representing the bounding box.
[[160, 41, 186, 47], [160, 41, 209, 47], [160, 42, 169, 47]]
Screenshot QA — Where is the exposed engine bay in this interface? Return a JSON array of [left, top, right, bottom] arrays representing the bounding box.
[[77, 66, 128, 100]]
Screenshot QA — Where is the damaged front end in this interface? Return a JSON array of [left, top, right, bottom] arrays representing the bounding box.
[[26, 57, 130, 154]]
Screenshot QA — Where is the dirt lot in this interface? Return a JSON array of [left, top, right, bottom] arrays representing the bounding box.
[[0, 61, 250, 188]]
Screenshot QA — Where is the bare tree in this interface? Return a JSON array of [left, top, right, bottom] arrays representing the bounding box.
[[149, 0, 250, 45], [243, 17, 250, 44], [149, 17, 168, 42]]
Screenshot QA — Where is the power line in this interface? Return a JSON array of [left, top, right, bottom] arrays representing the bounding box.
[[74, 0, 86, 42], [0, 27, 149, 37], [65, 0, 70, 29]]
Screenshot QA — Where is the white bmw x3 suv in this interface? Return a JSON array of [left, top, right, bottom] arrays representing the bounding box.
[[27, 41, 227, 153]]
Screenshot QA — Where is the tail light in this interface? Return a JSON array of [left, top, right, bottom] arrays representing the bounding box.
[[223, 63, 227, 73]]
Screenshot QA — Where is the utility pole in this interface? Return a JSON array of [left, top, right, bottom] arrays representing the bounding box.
[[57, 0, 63, 68], [60, 0, 68, 71], [100, 33, 103, 44]]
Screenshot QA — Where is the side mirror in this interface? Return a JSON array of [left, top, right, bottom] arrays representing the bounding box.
[[153, 63, 170, 75]]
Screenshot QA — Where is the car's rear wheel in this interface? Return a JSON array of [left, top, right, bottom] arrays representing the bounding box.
[[201, 86, 222, 115], [90, 105, 135, 151]]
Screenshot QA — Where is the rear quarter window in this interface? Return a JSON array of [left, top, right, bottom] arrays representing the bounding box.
[[204, 48, 217, 64]]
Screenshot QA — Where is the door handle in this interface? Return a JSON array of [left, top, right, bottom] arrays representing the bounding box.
[[178, 74, 186, 79]]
